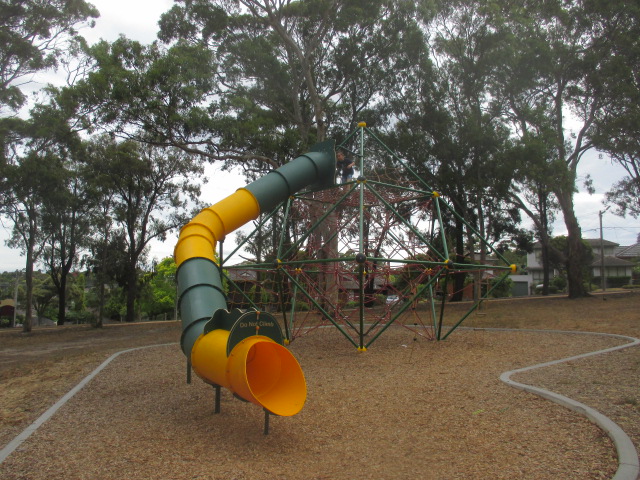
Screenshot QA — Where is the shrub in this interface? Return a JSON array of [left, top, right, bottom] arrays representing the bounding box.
[[551, 276, 567, 292], [489, 277, 513, 298], [293, 301, 310, 312], [66, 310, 96, 325]]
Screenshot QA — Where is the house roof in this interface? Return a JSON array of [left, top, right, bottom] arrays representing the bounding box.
[[583, 238, 620, 248], [591, 255, 634, 267], [533, 238, 620, 248], [616, 243, 640, 259]]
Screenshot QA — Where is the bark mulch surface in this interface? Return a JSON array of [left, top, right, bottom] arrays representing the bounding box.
[[0, 292, 638, 479]]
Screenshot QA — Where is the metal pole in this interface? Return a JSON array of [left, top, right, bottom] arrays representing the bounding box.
[[358, 122, 366, 351], [12, 271, 19, 328], [599, 207, 610, 291], [264, 409, 270, 435]]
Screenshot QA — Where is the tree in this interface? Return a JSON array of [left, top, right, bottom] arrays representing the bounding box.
[[507, 133, 561, 295], [41, 146, 97, 325], [0, 0, 98, 113], [0, 0, 99, 331], [488, 0, 639, 298], [387, 0, 518, 300], [3, 150, 63, 332], [139, 257, 177, 320], [84, 137, 120, 328], [157, 0, 433, 309], [31, 272, 57, 325], [585, 0, 640, 219], [548, 235, 594, 289], [90, 139, 203, 322]]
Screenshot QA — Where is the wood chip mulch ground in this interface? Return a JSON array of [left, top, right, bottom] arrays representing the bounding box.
[[2, 322, 637, 480]]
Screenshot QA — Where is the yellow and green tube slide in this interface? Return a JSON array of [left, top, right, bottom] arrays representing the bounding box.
[[175, 140, 336, 417]]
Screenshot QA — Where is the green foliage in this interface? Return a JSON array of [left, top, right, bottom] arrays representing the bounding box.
[[139, 257, 177, 320], [605, 177, 640, 219], [3, 0, 639, 320], [548, 236, 594, 280], [0, 0, 98, 111], [31, 272, 58, 320], [293, 301, 310, 312], [488, 276, 513, 298], [65, 309, 95, 325], [551, 275, 567, 292]]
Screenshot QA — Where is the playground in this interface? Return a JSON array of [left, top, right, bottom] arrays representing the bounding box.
[[0, 293, 638, 479], [1, 128, 638, 478]]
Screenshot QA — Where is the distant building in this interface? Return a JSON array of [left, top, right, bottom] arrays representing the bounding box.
[[584, 239, 634, 288], [526, 238, 635, 291], [616, 242, 640, 262]]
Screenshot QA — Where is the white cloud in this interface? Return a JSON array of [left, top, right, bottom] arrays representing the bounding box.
[[83, 0, 175, 45]]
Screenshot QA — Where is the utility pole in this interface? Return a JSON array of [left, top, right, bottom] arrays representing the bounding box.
[[12, 270, 20, 328], [599, 207, 610, 291]]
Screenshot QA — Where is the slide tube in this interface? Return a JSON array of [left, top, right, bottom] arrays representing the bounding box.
[[175, 140, 335, 416]]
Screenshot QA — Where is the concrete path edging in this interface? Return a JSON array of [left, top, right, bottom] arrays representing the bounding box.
[[496, 329, 640, 480], [0, 342, 177, 465]]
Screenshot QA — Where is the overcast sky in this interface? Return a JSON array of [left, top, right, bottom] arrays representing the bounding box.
[[1, 1, 638, 272]]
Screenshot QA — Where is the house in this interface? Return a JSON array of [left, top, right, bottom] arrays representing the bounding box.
[[584, 239, 635, 288], [614, 242, 640, 285], [526, 242, 557, 287], [526, 238, 634, 291], [616, 243, 640, 262]]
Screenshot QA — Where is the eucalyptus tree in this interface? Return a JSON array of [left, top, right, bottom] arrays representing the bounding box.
[[386, 1, 518, 300], [0, 0, 98, 114], [40, 144, 97, 326], [89, 139, 204, 323], [31, 272, 57, 326], [3, 149, 62, 332], [487, 0, 628, 297], [83, 136, 120, 328], [586, 0, 640, 220], [155, 0, 433, 305], [158, 0, 429, 154], [1, 0, 98, 215], [506, 133, 561, 294]]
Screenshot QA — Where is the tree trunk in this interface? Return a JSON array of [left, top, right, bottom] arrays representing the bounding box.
[[125, 262, 137, 322], [23, 249, 34, 333], [451, 217, 465, 302], [56, 274, 67, 325], [555, 189, 589, 298], [96, 280, 105, 328]]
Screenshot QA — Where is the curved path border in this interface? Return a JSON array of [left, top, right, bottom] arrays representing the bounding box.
[[1, 330, 638, 479], [0, 343, 177, 464], [496, 329, 640, 480]]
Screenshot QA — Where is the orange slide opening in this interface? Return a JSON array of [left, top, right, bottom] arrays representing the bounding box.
[[228, 337, 306, 417]]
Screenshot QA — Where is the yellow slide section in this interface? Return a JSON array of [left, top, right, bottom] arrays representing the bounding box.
[[174, 188, 261, 267]]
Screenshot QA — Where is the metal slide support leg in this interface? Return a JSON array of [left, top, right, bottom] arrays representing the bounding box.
[[264, 409, 270, 435], [187, 359, 192, 384]]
